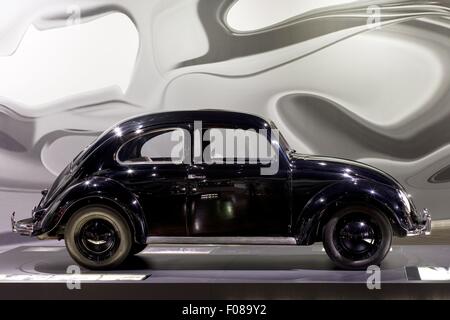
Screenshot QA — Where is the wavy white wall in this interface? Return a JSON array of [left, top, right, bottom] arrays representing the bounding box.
[[0, 0, 449, 241]]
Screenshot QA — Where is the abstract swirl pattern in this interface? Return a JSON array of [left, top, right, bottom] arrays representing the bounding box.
[[0, 0, 449, 237]]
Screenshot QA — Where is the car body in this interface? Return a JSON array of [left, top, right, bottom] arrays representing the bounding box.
[[12, 110, 431, 269]]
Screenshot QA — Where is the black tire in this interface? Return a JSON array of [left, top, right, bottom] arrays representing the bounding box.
[[322, 206, 392, 270], [65, 205, 132, 270], [130, 242, 147, 255]]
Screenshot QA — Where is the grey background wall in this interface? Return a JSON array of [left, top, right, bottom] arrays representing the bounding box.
[[0, 0, 449, 244]]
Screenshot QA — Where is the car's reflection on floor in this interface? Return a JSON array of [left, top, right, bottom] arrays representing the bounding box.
[[1, 244, 417, 279], [1, 244, 450, 299]]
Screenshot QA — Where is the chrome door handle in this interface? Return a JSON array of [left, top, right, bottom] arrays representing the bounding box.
[[188, 174, 206, 180]]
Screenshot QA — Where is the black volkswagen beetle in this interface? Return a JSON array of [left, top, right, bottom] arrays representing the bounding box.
[[12, 110, 431, 270]]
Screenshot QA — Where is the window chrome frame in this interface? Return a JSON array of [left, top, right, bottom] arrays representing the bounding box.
[[114, 127, 189, 166]]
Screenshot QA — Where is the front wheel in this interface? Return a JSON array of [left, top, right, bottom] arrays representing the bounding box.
[[322, 206, 392, 270], [65, 206, 132, 270]]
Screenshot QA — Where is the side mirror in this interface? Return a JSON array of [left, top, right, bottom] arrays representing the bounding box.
[[41, 189, 48, 196]]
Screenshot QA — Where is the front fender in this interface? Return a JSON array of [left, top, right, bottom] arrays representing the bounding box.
[[293, 179, 414, 245], [35, 176, 147, 243]]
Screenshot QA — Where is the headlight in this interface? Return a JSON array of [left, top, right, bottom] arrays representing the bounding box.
[[398, 190, 411, 213]]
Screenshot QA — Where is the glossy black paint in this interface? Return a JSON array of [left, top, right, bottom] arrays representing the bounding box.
[[26, 110, 425, 245]]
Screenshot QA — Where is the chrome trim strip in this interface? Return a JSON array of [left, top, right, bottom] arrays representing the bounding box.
[[146, 236, 297, 245], [11, 212, 16, 233], [11, 212, 34, 236], [114, 127, 188, 166]]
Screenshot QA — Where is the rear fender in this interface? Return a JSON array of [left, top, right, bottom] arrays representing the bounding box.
[[37, 177, 147, 244]]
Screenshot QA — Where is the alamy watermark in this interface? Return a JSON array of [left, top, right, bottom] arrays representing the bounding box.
[[66, 5, 81, 27], [366, 5, 382, 30], [366, 265, 381, 290], [66, 264, 81, 290]]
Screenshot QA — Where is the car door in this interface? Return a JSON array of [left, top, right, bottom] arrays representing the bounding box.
[[115, 126, 190, 236], [187, 126, 290, 236]]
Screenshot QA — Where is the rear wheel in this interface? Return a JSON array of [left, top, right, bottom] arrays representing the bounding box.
[[65, 206, 132, 270], [322, 206, 392, 270]]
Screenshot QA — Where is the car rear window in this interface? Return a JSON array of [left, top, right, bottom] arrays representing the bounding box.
[[117, 128, 187, 164]]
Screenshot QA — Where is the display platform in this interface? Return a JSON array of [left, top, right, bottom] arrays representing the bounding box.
[[1, 244, 450, 299]]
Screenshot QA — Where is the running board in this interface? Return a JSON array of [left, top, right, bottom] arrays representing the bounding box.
[[146, 236, 298, 245]]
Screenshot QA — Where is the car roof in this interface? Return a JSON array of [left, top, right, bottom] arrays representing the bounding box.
[[116, 109, 270, 130], [75, 110, 276, 164]]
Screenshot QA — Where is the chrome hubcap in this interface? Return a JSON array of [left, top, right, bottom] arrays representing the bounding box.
[[76, 218, 120, 261], [333, 214, 382, 260]]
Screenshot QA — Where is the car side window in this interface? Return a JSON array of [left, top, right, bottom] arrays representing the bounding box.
[[117, 128, 187, 164], [201, 128, 276, 164]]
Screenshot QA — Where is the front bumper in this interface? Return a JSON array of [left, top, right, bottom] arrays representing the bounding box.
[[407, 208, 432, 236], [11, 212, 34, 236]]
